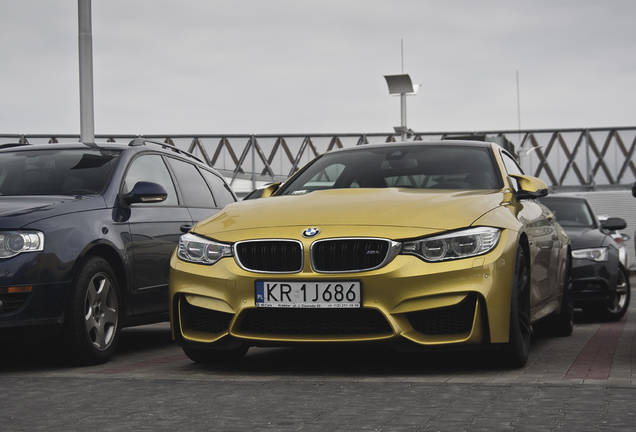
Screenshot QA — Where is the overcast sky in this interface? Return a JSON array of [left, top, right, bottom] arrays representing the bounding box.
[[1, 1, 635, 136]]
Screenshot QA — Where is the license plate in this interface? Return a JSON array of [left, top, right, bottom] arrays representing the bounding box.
[[255, 281, 361, 308]]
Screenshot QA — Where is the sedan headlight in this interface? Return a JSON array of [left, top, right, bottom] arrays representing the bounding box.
[[177, 233, 233, 265], [403, 227, 501, 262], [0, 231, 45, 259], [572, 247, 608, 262]]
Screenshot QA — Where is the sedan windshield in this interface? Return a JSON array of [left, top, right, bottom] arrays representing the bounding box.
[[540, 198, 596, 229], [0, 149, 121, 196], [278, 145, 501, 195]]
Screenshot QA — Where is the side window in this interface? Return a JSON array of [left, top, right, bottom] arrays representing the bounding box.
[[167, 158, 216, 208], [501, 151, 524, 191], [501, 152, 524, 176], [123, 154, 178, 206], [200, 169, 237, 207]]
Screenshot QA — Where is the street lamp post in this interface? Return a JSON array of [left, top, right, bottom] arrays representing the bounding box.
[[384, 74, 418, 141], [78, 0, 95, 144]]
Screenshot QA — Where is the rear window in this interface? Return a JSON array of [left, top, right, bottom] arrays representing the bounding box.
[[0, 149, 121, 196]]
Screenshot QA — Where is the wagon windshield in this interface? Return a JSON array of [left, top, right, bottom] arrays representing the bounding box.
[[0, 149, 121, 196]]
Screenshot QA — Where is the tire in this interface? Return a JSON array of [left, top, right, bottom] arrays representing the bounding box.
[[584, 265, 631, 322], [60, 256, 121, 365], [533, 254, 574, 337], [182, 346, 249, 364], [500, 246, 532, 368]]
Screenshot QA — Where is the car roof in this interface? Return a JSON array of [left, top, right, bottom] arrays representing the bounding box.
[[0, 139, 206, 165], [0, 142, 124, 151], [541, 193, 587, 201], [326, 139, 495, 155]]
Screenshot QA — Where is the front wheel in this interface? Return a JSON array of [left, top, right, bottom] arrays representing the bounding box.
[[500, 246, 531, 368], [60, 256, 121, 365], [584, 265, 631, 322]]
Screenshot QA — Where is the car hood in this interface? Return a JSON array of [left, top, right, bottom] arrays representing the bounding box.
[[560, 226, 606, 249], [0, 196, 107, 228], [195, 188, 506, 241]]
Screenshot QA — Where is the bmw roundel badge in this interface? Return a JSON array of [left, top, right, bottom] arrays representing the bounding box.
[[302, 227, 320, 238]]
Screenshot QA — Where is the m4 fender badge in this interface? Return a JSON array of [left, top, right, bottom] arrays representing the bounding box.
[[302, 227, 320, 238]]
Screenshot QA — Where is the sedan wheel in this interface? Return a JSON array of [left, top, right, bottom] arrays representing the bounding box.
[[585, 265, 631, 322], [500, 246, 531, 368], [608, 265, 631, 318]]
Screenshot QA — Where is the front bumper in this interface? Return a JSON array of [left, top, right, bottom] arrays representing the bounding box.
[[571, 258, 615, 307], [169, 231, 519, 351], [0, 282, 70, 339], [0, 251, 70, 338]]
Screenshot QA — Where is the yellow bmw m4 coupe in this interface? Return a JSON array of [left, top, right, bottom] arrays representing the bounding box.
[[169, 140, 572, 368]]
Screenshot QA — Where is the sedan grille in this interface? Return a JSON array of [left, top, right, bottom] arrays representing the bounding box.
[[312, 239, 392, 272], [405, 293, 477, 336], [235, 240, 302, 273], [238, 308, 392, 336], [181, 300, 233, 334]]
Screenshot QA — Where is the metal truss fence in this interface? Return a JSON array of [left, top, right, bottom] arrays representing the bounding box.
[[3, 126, 636, 192]]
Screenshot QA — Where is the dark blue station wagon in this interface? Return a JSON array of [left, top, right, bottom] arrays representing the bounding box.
[[0, 139, 236, 364]]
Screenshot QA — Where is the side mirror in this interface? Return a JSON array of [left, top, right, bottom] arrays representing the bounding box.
[[260, 182, 281, 198], [632, 182, 636, 198], [601, 217, 627, 231], [509, 174, 548, 200], [123, 181, 168, 204]]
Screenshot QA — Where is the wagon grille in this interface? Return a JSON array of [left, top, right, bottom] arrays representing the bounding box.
[[0, 292, 31, 316], [312, 239, 393, 272], [181, 300, 233, 334], [405, 293, 477, 336], [238, 308, 392, 336], [235, 240, 302, 273]]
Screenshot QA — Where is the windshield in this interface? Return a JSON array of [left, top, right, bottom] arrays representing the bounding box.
[[0, 149, 121, 196], [278, 145, 501, 195], [540, 198, 596, 228]]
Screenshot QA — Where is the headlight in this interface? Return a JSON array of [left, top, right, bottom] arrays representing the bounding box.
[[177, 233, 232, 265], [402, 227, 501, 262], [0, 231, 44, 259], [572, 247, 608, 262]]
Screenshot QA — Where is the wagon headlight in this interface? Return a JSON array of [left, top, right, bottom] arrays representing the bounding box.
[[177, 233, 233, 265], [572, 247, 608, 262], [0, 231, 44, 259], [402, 227, 500, 262]]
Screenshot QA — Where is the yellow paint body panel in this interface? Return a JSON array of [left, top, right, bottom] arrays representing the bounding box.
[[169, 142, 570, 355]]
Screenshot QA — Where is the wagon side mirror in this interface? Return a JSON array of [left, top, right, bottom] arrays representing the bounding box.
[[123, 181, 168, 204]]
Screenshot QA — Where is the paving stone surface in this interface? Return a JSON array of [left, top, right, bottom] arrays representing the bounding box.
[[2, 277, 636, 430]]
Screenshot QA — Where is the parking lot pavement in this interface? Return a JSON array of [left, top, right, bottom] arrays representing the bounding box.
[[2, 277, 636, 431]]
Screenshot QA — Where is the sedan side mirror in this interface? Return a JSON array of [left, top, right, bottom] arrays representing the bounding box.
[[123, 181, 168, 204], [601, 217, 627, 231], [260, 182, 281, 198], [509, 174, 549, 200]]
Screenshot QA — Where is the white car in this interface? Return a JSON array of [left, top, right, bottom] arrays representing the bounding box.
[[598, 215, 630, 270]]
